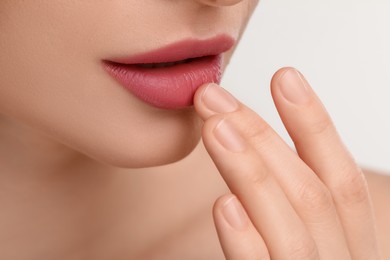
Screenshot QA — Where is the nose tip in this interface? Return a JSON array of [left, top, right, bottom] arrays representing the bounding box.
[[197, 0, 244, 7]]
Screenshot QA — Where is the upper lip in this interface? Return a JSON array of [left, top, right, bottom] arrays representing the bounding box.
[[105, 34, 236, 65]]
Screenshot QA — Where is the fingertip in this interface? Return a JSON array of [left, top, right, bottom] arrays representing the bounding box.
[[213, 193, 248, 231], [193, 82, 216, 120], [213, 193, 238, 215], [201, 113, 227, 153], [193, 82, 211, 107], [270, 67, 314, 106], [270, 67, 297, 90], [194, 82, 239, 120], [213, 195, 270, 260]]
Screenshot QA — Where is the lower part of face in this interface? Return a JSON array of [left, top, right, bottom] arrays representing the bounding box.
[[0, 0, 258, 168]]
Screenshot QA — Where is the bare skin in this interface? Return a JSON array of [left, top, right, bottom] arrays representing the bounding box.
[[1, 135, 389, 259], [0, 1, 257, 258], [364, 169, 390, 259], [0, 0, 389, 259]]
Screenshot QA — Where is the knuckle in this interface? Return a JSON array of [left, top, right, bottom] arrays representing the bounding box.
[[307, 116, 334, 136], [245, 117, 275, 149], [248, 170, 269, 188], [231, 108, 273, 139], [284, 235, 318, 259], [227, 108, 276, 150], [240, 164, 269, 188], [297, 179, 334, 214], [333, 165, 369, 206]]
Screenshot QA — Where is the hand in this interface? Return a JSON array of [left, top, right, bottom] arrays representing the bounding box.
[[193, 67, 382, 259]]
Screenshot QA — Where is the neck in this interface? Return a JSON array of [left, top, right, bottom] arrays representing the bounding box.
[[0, 116, 227, 258]]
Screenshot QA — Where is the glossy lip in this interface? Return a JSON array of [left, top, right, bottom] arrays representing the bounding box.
[[102, 34, 236, 109]]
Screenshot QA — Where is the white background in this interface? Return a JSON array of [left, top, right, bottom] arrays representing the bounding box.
[[222, 0, 390, 173]]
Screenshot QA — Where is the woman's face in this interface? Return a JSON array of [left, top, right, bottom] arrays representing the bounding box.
[[0, 0, 258, 168]]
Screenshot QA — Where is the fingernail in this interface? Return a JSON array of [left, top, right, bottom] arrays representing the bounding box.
[[201, 83, 238, 113], [213, 119, 246, 153], [279, 68, 310, 105], [222, 195, 248, 230]]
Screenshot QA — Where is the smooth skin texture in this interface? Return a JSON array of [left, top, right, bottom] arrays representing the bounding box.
[[1, 0, 390, 259], [0, 0, 257, 169], [195, 68, 384, 259]]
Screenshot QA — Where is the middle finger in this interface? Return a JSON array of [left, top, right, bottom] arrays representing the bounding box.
[[203, 115, 319, 259]]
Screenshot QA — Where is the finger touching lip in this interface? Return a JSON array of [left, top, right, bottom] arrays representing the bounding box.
[[102, 34, 236, 109]]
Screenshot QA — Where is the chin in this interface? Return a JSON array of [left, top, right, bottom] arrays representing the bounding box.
[[94, 134, 202, 169], [75, 107, 203, 169]]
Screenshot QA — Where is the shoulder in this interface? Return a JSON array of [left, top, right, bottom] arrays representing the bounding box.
[[362, 168, 390, 258]]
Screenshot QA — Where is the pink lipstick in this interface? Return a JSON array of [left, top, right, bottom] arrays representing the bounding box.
[[102, 34, 235, 109]]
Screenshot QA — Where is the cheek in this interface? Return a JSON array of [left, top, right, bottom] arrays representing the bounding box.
[[0, 52, 203, 168]]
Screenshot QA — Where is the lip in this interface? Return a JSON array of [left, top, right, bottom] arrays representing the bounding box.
[[102, 34, 235, 109]]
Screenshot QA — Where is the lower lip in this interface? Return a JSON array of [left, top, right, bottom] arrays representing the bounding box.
[[102, 54, 223, 109]]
